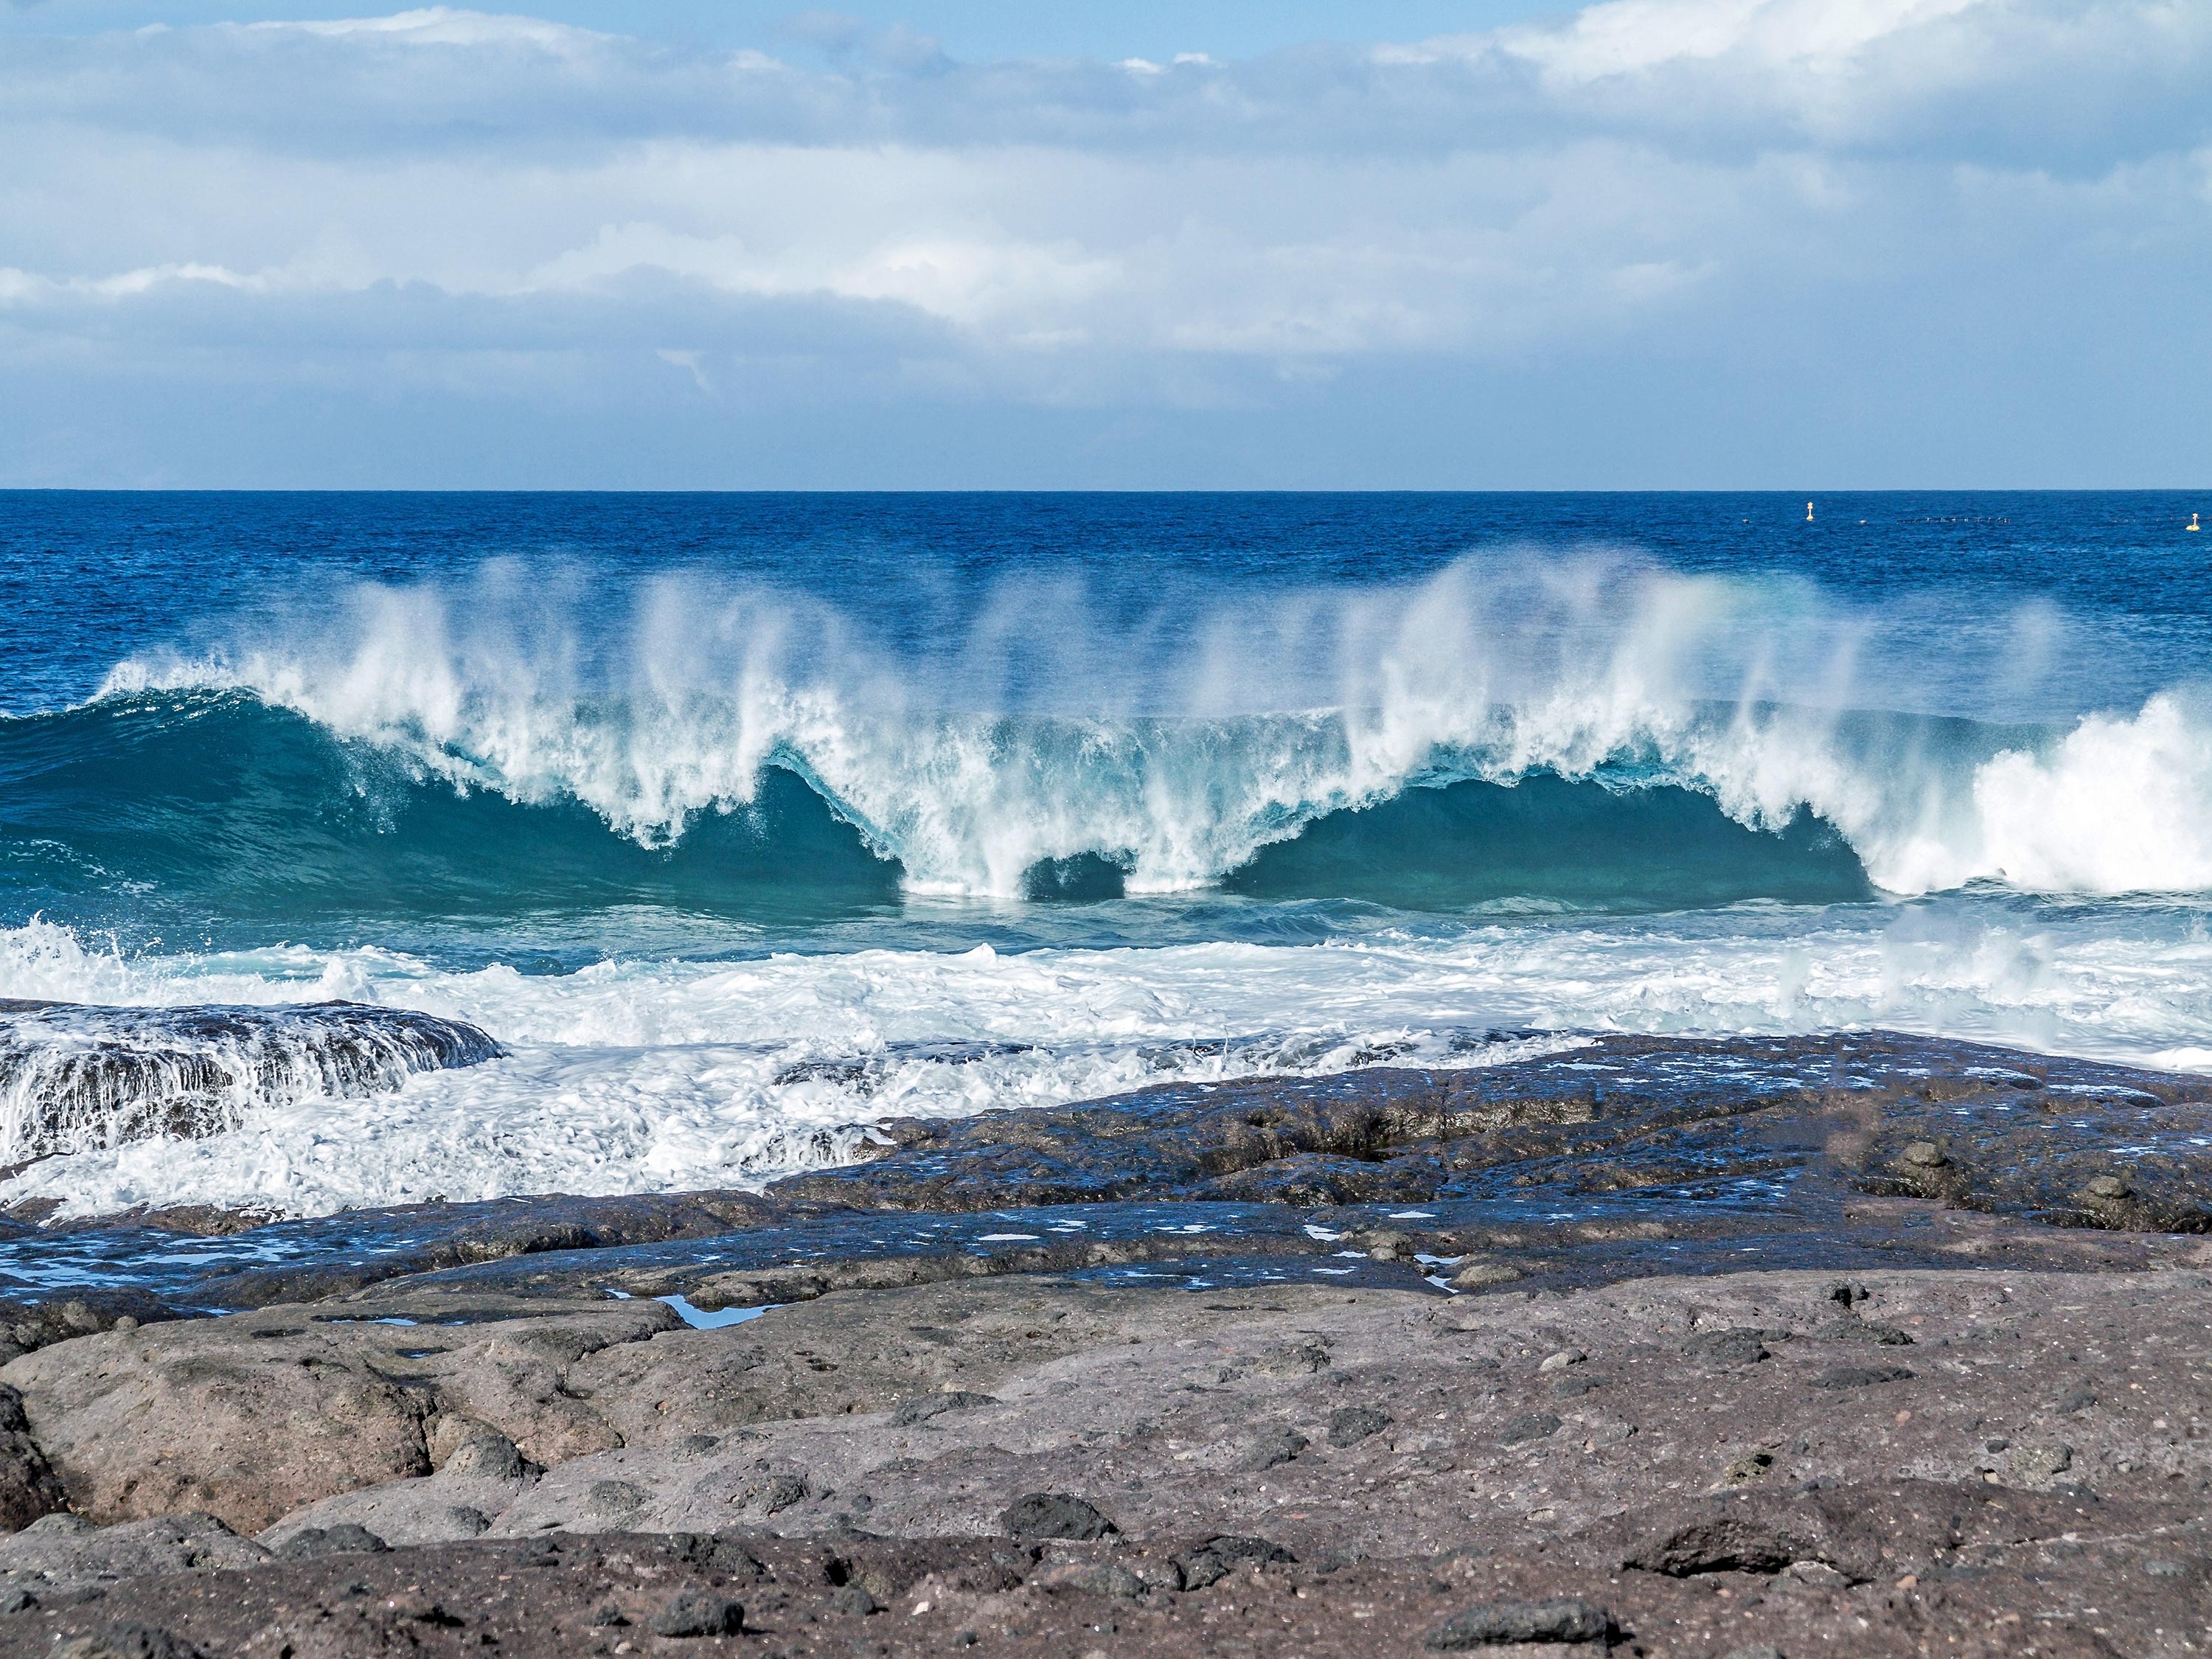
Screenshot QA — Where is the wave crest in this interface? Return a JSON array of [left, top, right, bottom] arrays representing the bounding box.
[[88, 554, 2212, 900]]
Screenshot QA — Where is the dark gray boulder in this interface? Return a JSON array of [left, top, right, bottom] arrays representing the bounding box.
[[1001, 1492, 1116, 1541]]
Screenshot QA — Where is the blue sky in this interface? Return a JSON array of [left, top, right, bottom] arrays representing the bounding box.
[[2, 1, 2208, 487], [1, 3, 1578, 57]]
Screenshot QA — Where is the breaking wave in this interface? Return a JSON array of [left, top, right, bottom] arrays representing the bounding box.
[[37, 552, 2212, 912]]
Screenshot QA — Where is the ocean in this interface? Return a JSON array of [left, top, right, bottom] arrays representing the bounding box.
[[3, 489, 2209, 1225]]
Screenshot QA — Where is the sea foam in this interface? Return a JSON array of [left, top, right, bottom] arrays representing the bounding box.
[[3, 881, 2210, 1220]]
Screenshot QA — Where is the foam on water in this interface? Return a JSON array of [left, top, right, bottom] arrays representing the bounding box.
[[4, 886, 2211, 1219]]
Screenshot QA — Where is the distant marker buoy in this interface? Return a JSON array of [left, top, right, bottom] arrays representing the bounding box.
[[1806, 501, 1815, 523], [2191, 512, 2202, 533]]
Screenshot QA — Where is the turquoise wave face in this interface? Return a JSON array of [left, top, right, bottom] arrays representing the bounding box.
[[64, 543, 2212, 917], [1027, 776, 1869, 910], [0, 692, 905, 948], [0, 689, 1871, 958], [1224, 775, 1869, 911]]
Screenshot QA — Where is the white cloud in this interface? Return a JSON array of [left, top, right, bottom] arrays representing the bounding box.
[[1482, 0, 2212, 156], [1485, 0, 1986, 80], [268, 6, 608, 50], [8, 0, 2204, 162], [0, 260, 271, 303], [518, 210, 1124, 334], [0, 0, 2207, 484]]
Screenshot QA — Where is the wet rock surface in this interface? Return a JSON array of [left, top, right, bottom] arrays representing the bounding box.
[[779, 1029, 2212, 1225], [13, 1035, 2212, 1345], [3, 1190, 792, 1320], [10, 1030, 2212, 1325]]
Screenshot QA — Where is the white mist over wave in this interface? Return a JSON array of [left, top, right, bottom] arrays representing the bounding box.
[[4, 890, 2212, 1220], [92, 552, 2212, 900]]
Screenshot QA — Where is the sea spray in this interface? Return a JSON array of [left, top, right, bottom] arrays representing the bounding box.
[[85, 552, 2212, 900]]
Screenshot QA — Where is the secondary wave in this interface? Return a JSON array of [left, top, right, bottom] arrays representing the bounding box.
[[60, 552, 2212, 904], [0, 998, 500, 1164]]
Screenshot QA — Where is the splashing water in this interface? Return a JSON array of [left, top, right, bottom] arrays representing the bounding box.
[[89, 553, 2212, 900]]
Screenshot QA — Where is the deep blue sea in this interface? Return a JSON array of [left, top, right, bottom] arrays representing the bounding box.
[[3, 490, 2210, 1220]]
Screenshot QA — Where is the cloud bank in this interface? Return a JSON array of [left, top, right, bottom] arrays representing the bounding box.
[[2, 1, 2208, 486]]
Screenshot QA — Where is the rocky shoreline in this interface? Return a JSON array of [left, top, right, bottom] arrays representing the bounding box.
[[0, 1031, 2209, 1656]]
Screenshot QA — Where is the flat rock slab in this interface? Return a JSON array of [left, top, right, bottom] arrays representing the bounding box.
[[0, 1295, 684, 1532], [560, 1276, 1394, 1449], [0, 1279, 1419, 1537], [456, 1267, 2212, 1568], [0, 1266, 2208, 1651], [0, 1512, 268, 1599]]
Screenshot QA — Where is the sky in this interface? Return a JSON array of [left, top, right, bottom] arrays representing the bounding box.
[[1, 0, 2208, 488], [0, 2, 1582, 58]]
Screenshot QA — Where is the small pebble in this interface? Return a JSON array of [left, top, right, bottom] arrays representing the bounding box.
[[1244, 1428, 1310, 1470], [1003, 1492, 1118, 1540], [1787, 1561, 1851, 1588]]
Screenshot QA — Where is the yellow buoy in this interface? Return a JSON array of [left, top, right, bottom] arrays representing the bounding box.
[[1806, 501, 1815, 523], [2191, 512, 2202, 532]]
